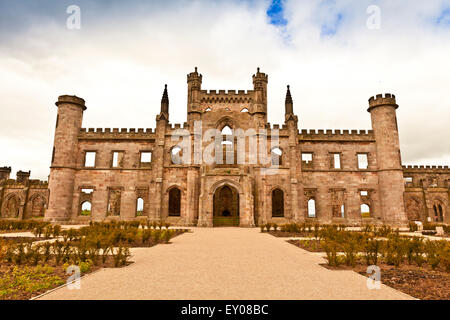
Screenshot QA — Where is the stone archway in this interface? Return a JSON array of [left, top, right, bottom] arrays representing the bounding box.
[[213, 184, 240, 226]]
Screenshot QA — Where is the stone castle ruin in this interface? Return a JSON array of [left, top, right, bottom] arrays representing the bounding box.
[[1, 68, 448, 226]]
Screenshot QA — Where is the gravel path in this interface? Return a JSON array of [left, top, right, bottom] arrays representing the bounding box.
[[38, 227, 413, 300]]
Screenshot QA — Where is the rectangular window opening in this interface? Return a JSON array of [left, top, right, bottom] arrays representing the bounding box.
[[84, 152, 96, 167], [112, 151, 124, 168], [302, 153, 313, 163], [357, 153, 368, 169], [333, 153, 341, 169], [140, 152, 152, 163]]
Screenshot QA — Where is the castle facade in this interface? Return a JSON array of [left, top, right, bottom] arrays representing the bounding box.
[[1, 68, 448, 226]]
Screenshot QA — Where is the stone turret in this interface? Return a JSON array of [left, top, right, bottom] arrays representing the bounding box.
[[252, 67, 268, 115], [187, 67, 203, 117], [16, 170, 30, 184], [0, 166, 11, 181], [368, 93, 407, 225], [46, 95, 86, 222]]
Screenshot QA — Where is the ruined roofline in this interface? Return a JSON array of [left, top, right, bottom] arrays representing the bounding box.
[[402, 165, 450, 172], [298, 129, 375, 142], [79, 122, 190, 135], [80, 128, 155, 134], [200, 89, 255, 95], [300, 129, 373, 135], [2, 179, 48, 186], [199, 90, 254, 104]]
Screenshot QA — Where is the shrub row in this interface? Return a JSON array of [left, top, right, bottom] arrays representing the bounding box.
[[1, 221, 189, 269], [0, 220, 50, 232], [320, 230, 450, 271]]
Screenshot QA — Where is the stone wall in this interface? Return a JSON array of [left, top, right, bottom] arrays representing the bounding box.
[[0, 170, 49, 219]]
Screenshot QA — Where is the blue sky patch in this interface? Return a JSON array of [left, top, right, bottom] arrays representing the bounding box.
[[266, 0, 287, 26], [320, 12, 343, 37], [436, 8, 450, 26]]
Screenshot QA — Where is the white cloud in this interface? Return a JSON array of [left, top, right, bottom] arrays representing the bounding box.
[[0, 0, 449, 180]]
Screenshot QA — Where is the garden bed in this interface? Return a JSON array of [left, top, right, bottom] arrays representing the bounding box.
[[0, 221, 190, 300], [287, 236, 450, 300], [321, 262, 450, 300], [0, 256, 130, 300], [288, 239, 324, 252]]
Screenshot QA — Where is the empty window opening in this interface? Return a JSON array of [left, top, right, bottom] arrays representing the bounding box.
[[84, 152, 96, 167], [205, 107, 211, 112], [434, 204, 444, 222], [271, 147, 282, 166], [240, 108, 249, 112], [302, 153, 313, 163], [221, 126, 233, 146], [81, 188, 94, 194], [438, 205, 444, 222], [136, 198, 144, 216], [404, 177, 413, 184], [221, 126, 233, 135], [357, 154, 368, 169], [360, 190, 368, 196], [307, 199, 316, 218], [171, 146, 182, 164], [81, 201, 91, 216], [361, 204, 370, 218], [169, 188, 181, 216], [140, 151, 152, 164], [332, 153, 341, 169], [340, 204, 345, 218], [112, 151, 124, 168]]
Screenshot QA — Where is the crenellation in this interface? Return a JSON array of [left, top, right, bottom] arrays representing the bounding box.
[[299, 128, 375, 142], [402, 165, 450, 173], [78, 127, 156, 140]]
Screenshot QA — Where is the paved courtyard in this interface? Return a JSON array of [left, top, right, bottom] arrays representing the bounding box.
[[39, 227, 413, 300]]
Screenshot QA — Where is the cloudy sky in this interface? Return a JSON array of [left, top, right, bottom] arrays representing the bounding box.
[[0, 0, 449, 180]]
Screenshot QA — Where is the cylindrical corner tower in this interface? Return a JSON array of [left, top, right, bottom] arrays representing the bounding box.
[[45, 95, 86, 222], [368, 93, 407, 225]]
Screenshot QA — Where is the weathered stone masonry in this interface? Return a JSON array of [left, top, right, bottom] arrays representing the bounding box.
[[0, 167, 49, 219], [1, 68, 448, 226]]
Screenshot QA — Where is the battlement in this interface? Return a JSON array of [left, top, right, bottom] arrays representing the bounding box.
[[1, 179, 47, 187], [56, 95, 86, 110], [28, 179, 49, 186], [252, 67, 268, 82], [168, 122, 189, 130], [402, 165, 450, 172], [299, 129, 375, 142], [79, 128, 156, 140], [199, 89, 254, 103], [368, 93, 398, 111], [0, 166, 11, 173]]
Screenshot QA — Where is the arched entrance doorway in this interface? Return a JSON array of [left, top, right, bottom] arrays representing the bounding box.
[[213, 185, 239, 226]]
